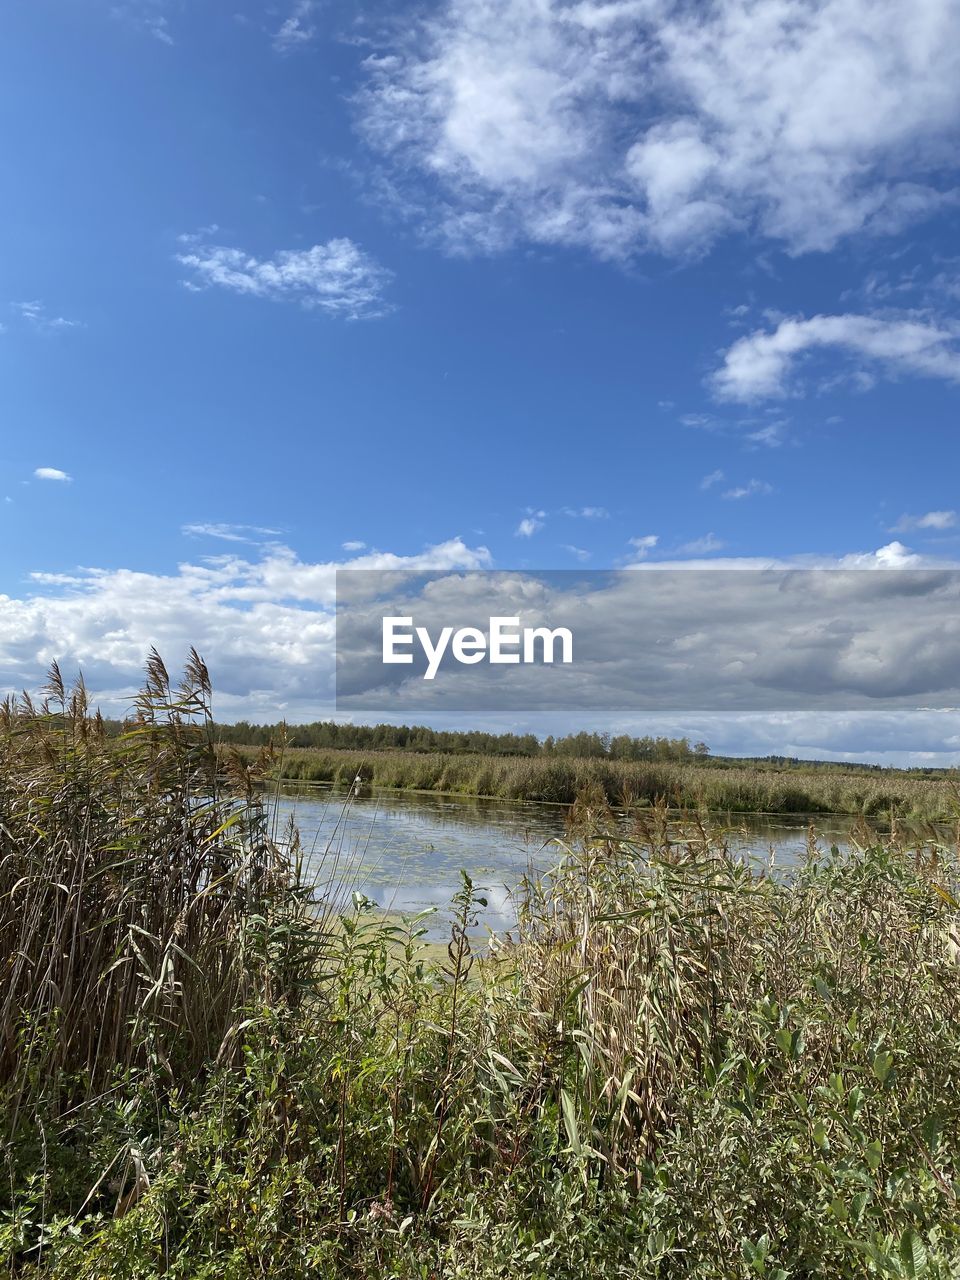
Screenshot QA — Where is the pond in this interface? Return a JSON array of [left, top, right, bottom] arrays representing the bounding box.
[[274, 783, 891, 938]]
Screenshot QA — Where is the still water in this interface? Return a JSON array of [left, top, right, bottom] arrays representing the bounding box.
[[275, 783, 877, 938]]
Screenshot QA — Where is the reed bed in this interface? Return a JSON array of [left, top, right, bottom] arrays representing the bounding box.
[[0, 653, 309, 1119], [261, 743, 958, 819], [3, 669, 960, 1276]]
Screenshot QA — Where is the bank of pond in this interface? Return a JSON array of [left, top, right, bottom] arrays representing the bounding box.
[[244, 743, 960, 821]]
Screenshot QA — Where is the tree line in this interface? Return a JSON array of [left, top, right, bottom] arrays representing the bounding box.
[[210, 719, 710, 761]]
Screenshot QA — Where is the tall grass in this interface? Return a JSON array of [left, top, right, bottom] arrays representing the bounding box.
[[0, 653, 308, 1122], [260, 743, 959, 818], [4, 669, 960, 1276]]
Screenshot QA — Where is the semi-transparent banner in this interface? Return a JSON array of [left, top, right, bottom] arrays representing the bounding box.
[[335, 569, 960, 713]]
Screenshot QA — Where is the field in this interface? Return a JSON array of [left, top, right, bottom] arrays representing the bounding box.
[[248, 742, 960, 820], [3, 664, 960, 1277]]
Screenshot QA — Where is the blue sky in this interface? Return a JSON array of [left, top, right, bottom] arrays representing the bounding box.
[[3, 0, 960, 756]]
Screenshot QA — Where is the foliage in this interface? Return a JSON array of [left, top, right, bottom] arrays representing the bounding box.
[[254, 743, 959, 820], [206, 719, 702, 762], [4, 669, 960, 1276]]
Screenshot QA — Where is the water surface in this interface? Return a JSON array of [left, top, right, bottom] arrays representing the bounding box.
[[275, 783, 888, 937]]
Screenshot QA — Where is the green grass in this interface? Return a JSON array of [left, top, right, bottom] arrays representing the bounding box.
[[4, 664, 960, 1277], [249, 742, 960, 820]]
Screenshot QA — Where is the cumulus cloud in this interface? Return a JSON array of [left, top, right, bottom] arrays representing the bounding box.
[[358, 0, 960, 259], [712, 313, 960, 401], [8, 536, 960, 750], [34, 468, 72, 483], [342, 540, 367, 551], [175, 235, 393, 319], [835, 540, 923, 569], [891, 510, 957, 533], [515, 516, 543, 537], [335, 556, 960, 718], [0, 538, 491, 718]]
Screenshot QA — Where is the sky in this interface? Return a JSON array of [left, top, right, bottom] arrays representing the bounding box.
[[2, 0, 960, 759]]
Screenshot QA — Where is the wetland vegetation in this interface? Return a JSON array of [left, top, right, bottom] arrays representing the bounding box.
[[3, 660, 960, 1276], [204, 719, 960, 820], [249, 743, 959, 821]]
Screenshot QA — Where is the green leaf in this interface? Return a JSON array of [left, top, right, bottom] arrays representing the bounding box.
[[560, 1088, 582, 1156], [742, 1235, 769, 1272], [872, 1051, 894, 1084], [931, 882, 959, 909], [921, 1114, 943, 1155], [775, 1028, 803, 1059], [899, 1229, 928, 1277]]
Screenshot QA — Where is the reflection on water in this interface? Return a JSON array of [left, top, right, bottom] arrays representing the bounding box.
[[273, 783, 895, 938]]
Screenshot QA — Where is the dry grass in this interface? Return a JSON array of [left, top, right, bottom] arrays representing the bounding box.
[[0, 652, 303, 1127], [251, 742, 960, 818], [4, 669, 960, 1276]]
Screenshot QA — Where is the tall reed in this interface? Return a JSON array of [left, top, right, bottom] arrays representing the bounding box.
[[259, 743, 959, 818], [0, 652, 304, 1125], [5, 676, 960, 1276]]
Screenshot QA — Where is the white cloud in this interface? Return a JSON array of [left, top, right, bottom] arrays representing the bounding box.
[[722, 479, 772, 500], [359, 0, 960, 259], [700, 469, 724, 490], [34, 468, 72, 483], [837, 540, 922, 569], [6, 536, 960, 741], [635, 539, 937, 571], [182, 522, 283, 543], [563, 544, 591, 562], [0, 538, 491, 718], [13, 301, 81, 333], [109, 1, 173, 45], [891, 510, 957, 533], [712, 313, 960, 401], [515, 516, 543, 537], [561, 505, 609, 519], [628, 534, 659, 557], [272, 0, 317, 52], [746, 422, 788, 448], [342, 540, 367, 551], [176, 235, 393, 320], [679, 533, 725, 554]]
